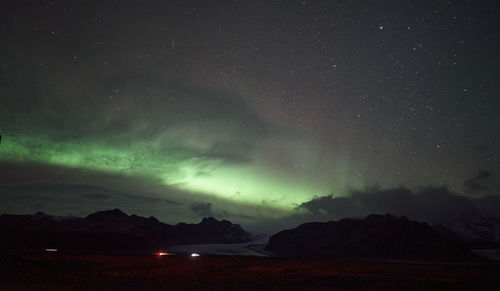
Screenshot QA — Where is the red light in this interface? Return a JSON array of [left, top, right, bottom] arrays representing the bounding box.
[[45, 248, 58, 252]]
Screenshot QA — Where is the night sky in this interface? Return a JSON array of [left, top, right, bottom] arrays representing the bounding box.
[[1, 1, 499, 230]]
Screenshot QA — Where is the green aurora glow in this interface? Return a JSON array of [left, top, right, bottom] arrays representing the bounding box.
[[1, 133, 333, 209], [1, 1, 498, 225]]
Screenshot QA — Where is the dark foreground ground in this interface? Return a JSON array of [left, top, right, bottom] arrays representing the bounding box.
[[1, 252, 500, 291]]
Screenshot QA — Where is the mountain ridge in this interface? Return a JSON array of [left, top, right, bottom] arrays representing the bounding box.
[[0, 209, 252, 252], [265, 214, 479, 261]]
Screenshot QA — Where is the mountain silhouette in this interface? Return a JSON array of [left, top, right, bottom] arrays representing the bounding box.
[[0, 209, 252, 252], [265, 214, 478, 261]]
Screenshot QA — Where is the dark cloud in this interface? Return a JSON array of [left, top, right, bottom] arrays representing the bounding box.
[[190, 202, 214, 217], [0, 181, 181, 207], [0, 162, 187, 219], [198, 152, 253, 165], [0, 52, 269, 161], [247, 186, 500, 235], [223, 212, 257, 221], [474, 195, 500, 218], [297, 186, 480, 224], [295, 195, 358, 217], [474, 144, 490, 153], [2, 183, 112, 194], [463, 180, 488, 193], [188, 202, 259, 224], [464, 170, 493, 193], [82, 193, 111, 200], [476, 171, 492, 180], [0, 161, 282, 227], [0, 42, 272, 176]]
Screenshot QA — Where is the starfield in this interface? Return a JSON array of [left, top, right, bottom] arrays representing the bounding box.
[[1, 0, 499, 290]]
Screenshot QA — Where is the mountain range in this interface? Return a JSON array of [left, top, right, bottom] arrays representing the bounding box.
[[0, 209, 252, 252], [2, 209, 496, 261]]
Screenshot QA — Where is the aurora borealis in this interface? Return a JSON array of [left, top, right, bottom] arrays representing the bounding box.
[[1, 1, 499, 229]]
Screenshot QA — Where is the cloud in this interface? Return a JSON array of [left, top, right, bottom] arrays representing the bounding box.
[[297, 186, 483, 224], [474, 144, 490, 153], [189, 202, 214, 217], [198, 152, 254, 165], [0, 182, 180, 206], [477, 171, 492, 180], [246, 186, 500, 235], [295, 194, 359, 217], [0, 59, 269, 148], [0, 46, 274, 186], [464, 170, 493, 193], [0, 161, 189, 219], [474, 195, 500, 218], [82, 193, 111, 200], [188, 201, 259, 225], [0, 161, 286, 229]]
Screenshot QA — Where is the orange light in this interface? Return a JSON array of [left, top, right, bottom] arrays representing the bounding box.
[[155, 252, 171, 256], [45, 248, 58, 252]]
